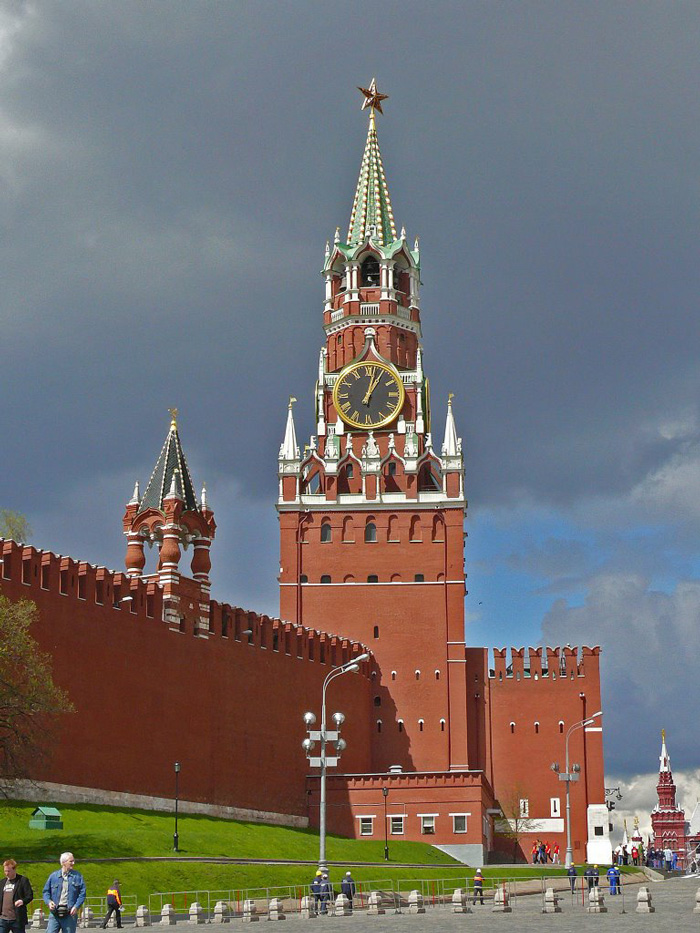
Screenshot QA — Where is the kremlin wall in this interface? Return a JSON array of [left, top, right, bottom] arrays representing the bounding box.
[[0, 85, 612, 866]]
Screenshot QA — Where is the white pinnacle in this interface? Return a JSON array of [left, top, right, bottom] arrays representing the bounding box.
[[442, 395, 460, 457], [129, 480, 140, 506], [279, 398, 300, 461], [659, 730, 671, 773]]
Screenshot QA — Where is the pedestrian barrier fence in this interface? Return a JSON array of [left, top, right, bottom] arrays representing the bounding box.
[[83, 896, 138, 918]]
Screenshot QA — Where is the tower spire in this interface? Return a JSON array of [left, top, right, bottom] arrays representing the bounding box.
[[442, 393, 460, 457], [347, 80, 397, 247], [660, 728, 670, 772], [280, 396, 300, 461], [140, 410, 200, 513]]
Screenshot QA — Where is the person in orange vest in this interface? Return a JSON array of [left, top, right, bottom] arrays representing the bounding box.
[[100, 882, 121, 930]]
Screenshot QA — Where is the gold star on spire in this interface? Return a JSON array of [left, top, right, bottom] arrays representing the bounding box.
[[358, 78, 388, 115], [168, 407, 178, 431]]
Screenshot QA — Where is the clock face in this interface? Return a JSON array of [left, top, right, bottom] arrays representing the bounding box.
[[332, 360, 405, 429]]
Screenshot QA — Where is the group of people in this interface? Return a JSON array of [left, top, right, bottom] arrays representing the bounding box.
[[566, 863, 623, 895], [309, 870, 356, 914], [531, 840, 560, 864], [612, 843, 643, 866], [1, 853, 122, 933]]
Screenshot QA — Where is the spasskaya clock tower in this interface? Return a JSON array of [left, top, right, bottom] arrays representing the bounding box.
[[277, 80, 471, 776]]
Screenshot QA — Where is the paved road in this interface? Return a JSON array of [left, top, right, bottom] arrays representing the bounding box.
[[133, 876, 700, 932]]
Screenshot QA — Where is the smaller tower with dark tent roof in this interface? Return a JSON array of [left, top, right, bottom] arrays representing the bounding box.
[[123, 409, 216, 633]]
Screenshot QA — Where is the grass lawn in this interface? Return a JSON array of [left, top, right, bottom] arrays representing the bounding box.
[[0, 801, 601, 906]]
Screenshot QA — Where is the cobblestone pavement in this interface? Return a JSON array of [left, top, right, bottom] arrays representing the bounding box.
[[188, 876, 699, 933]]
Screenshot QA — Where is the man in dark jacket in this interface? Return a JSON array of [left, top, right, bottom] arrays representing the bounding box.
[[1, 860, 34, 933], [340, 873, 356, 910], [101, 882, 122, 929], [567, 864, 578, 894]]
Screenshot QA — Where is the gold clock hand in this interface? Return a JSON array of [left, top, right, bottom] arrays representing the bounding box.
[[362, 371, 381, 405]]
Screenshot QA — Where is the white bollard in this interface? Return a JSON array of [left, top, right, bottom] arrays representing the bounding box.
[[135, 906, 151, 927], [543, 887, 561, 913], [160, 904, 176, 926], [299, 896, 316, 920], [407, 891, 425, 915], [213, 902, 230, 924], [30, 908, 45, 930], [451, 889, 469, 913], [188, 903, 204, 925], [587, 887, 607, 913], [635, 887, 654, 914], [242, 900, 259, 923], [492, 885, 512, 913], [80, 907, 95, 928], [366, 892, 384, 916], [333, 894, 351, 917], [267, 898, 286, 921]]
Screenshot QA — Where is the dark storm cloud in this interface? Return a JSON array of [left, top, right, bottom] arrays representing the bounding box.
[[2, 2, 700, 773]]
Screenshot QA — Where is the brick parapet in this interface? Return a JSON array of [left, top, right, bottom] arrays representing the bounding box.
[[490, 645, 601, 680]]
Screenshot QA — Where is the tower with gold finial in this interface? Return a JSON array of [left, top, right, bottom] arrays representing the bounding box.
[[123, 410, 216, 633], [651, 729, 687, 862], [277, 81, 468, 774]]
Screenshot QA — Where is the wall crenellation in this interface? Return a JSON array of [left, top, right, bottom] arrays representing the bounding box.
[[1, 538, 368, 671], [489, 645, 601, 680]]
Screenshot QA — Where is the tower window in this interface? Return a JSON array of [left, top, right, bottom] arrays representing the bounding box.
[[346, 464, 354, 479], [376, 720, 382, 733], [534, 721, 540, 734], [440, 719, 446, 732], [361, 255, 380, 286], [387, 462, 397, 476], [320, 574, 331, 584], [320, 521, 332, 543], [398, 719, 404, 733], [418, 719, 424, 732], [559, 721, 565, 733], [365, 522, 377, 542], [510, 722, 516, 733], [391, 671, 396, 680], [337, 333, 343, 344], [373, 625, 379, 638], [414, 573, 424, 582], [367, 574, 378, 583], [415, 670, 420, 681], [374, 696, 381, 707], [300, 574, 308, 583]]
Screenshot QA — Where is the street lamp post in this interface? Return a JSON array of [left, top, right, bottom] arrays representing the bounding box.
[[551, 711, 602, 869], [303, 653, 369, 872], [173, 761, 181, 852], [382, 787, 389, 861]]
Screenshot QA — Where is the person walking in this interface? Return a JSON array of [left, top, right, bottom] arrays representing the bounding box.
[[567, 864, 578, 894], [319, 874, 333, 915], [606, 864, 620, 895], [552, 843, 560, 864], [584, 865, 596, 891], [340, 873, 356, 910], [42, 854, 86, 933], [310, 871, 323, 915], [471, 869, 484, 905], [1, 860, 33, 933], [100, 882, 121, 929]]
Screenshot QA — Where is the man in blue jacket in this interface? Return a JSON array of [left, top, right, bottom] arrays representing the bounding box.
[[42, 854, 86, 933]]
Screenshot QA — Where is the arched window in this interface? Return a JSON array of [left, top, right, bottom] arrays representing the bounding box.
[[435, 670, 440, 680], [337, 333, 343, 344], [365, 521, 377, 543], [346, 463, 354, 478], [320, 574, 331, 584], [432, 516, 445, 542], [361, 255, 380, 286], [510, 722, 516, 734], [534, 721, 540, 734], [391, 671, 397, 681], [387, 461, 397, 476], [398, 719, 404, 733], [414, 573, 425, 582], [415, 670, 421, 681], [300, 574, 308, 583], [367, 574, 378, 583], [409, 516, 422, 541], [387, 515, 400, 542], [342, 516, 354, 542], [440, 719, 446, 732], [373, 625, 379, 639], [376, 720, 382, 733], [559, 721, 565, 734], [374, 696, 381, 707], [418, 719, 424, 732], [320, 521, 332, 543]]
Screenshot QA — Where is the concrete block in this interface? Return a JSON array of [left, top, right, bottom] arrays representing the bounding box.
[[635, 886, 654, 913], [451, 889, 469, 913], [587, 887, 607, 913], [160, 904, 176, 926], [366, 892, 384, 916], [213, 902, 230, 924], [267, 898, 286, 921], [492, 886, 512, 913], [543, 887, 562, 913], [30, 908, 45, 929], [80, 908, 95, 928], [407, 891, 425, 915], [299, 896, 316, 920], [333, 894, 351, 917], [135, 906, 151, 927], [242, 900, 259, 923], [188, 903, 204, 925]]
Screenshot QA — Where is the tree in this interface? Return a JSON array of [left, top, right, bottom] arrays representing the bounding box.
[[0, 510, 32, 543], [495, 783, 539, 863], [0, 597, 74, 779]]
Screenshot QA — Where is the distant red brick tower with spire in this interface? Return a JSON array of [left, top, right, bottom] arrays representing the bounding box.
[[123, 408, 216, 632], [651, 730, 686, 859]]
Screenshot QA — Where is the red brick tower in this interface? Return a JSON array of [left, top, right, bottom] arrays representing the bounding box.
[[277, 83, 468, 774], [651, 730, 686, 860], [123, 409, 216, 633]]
